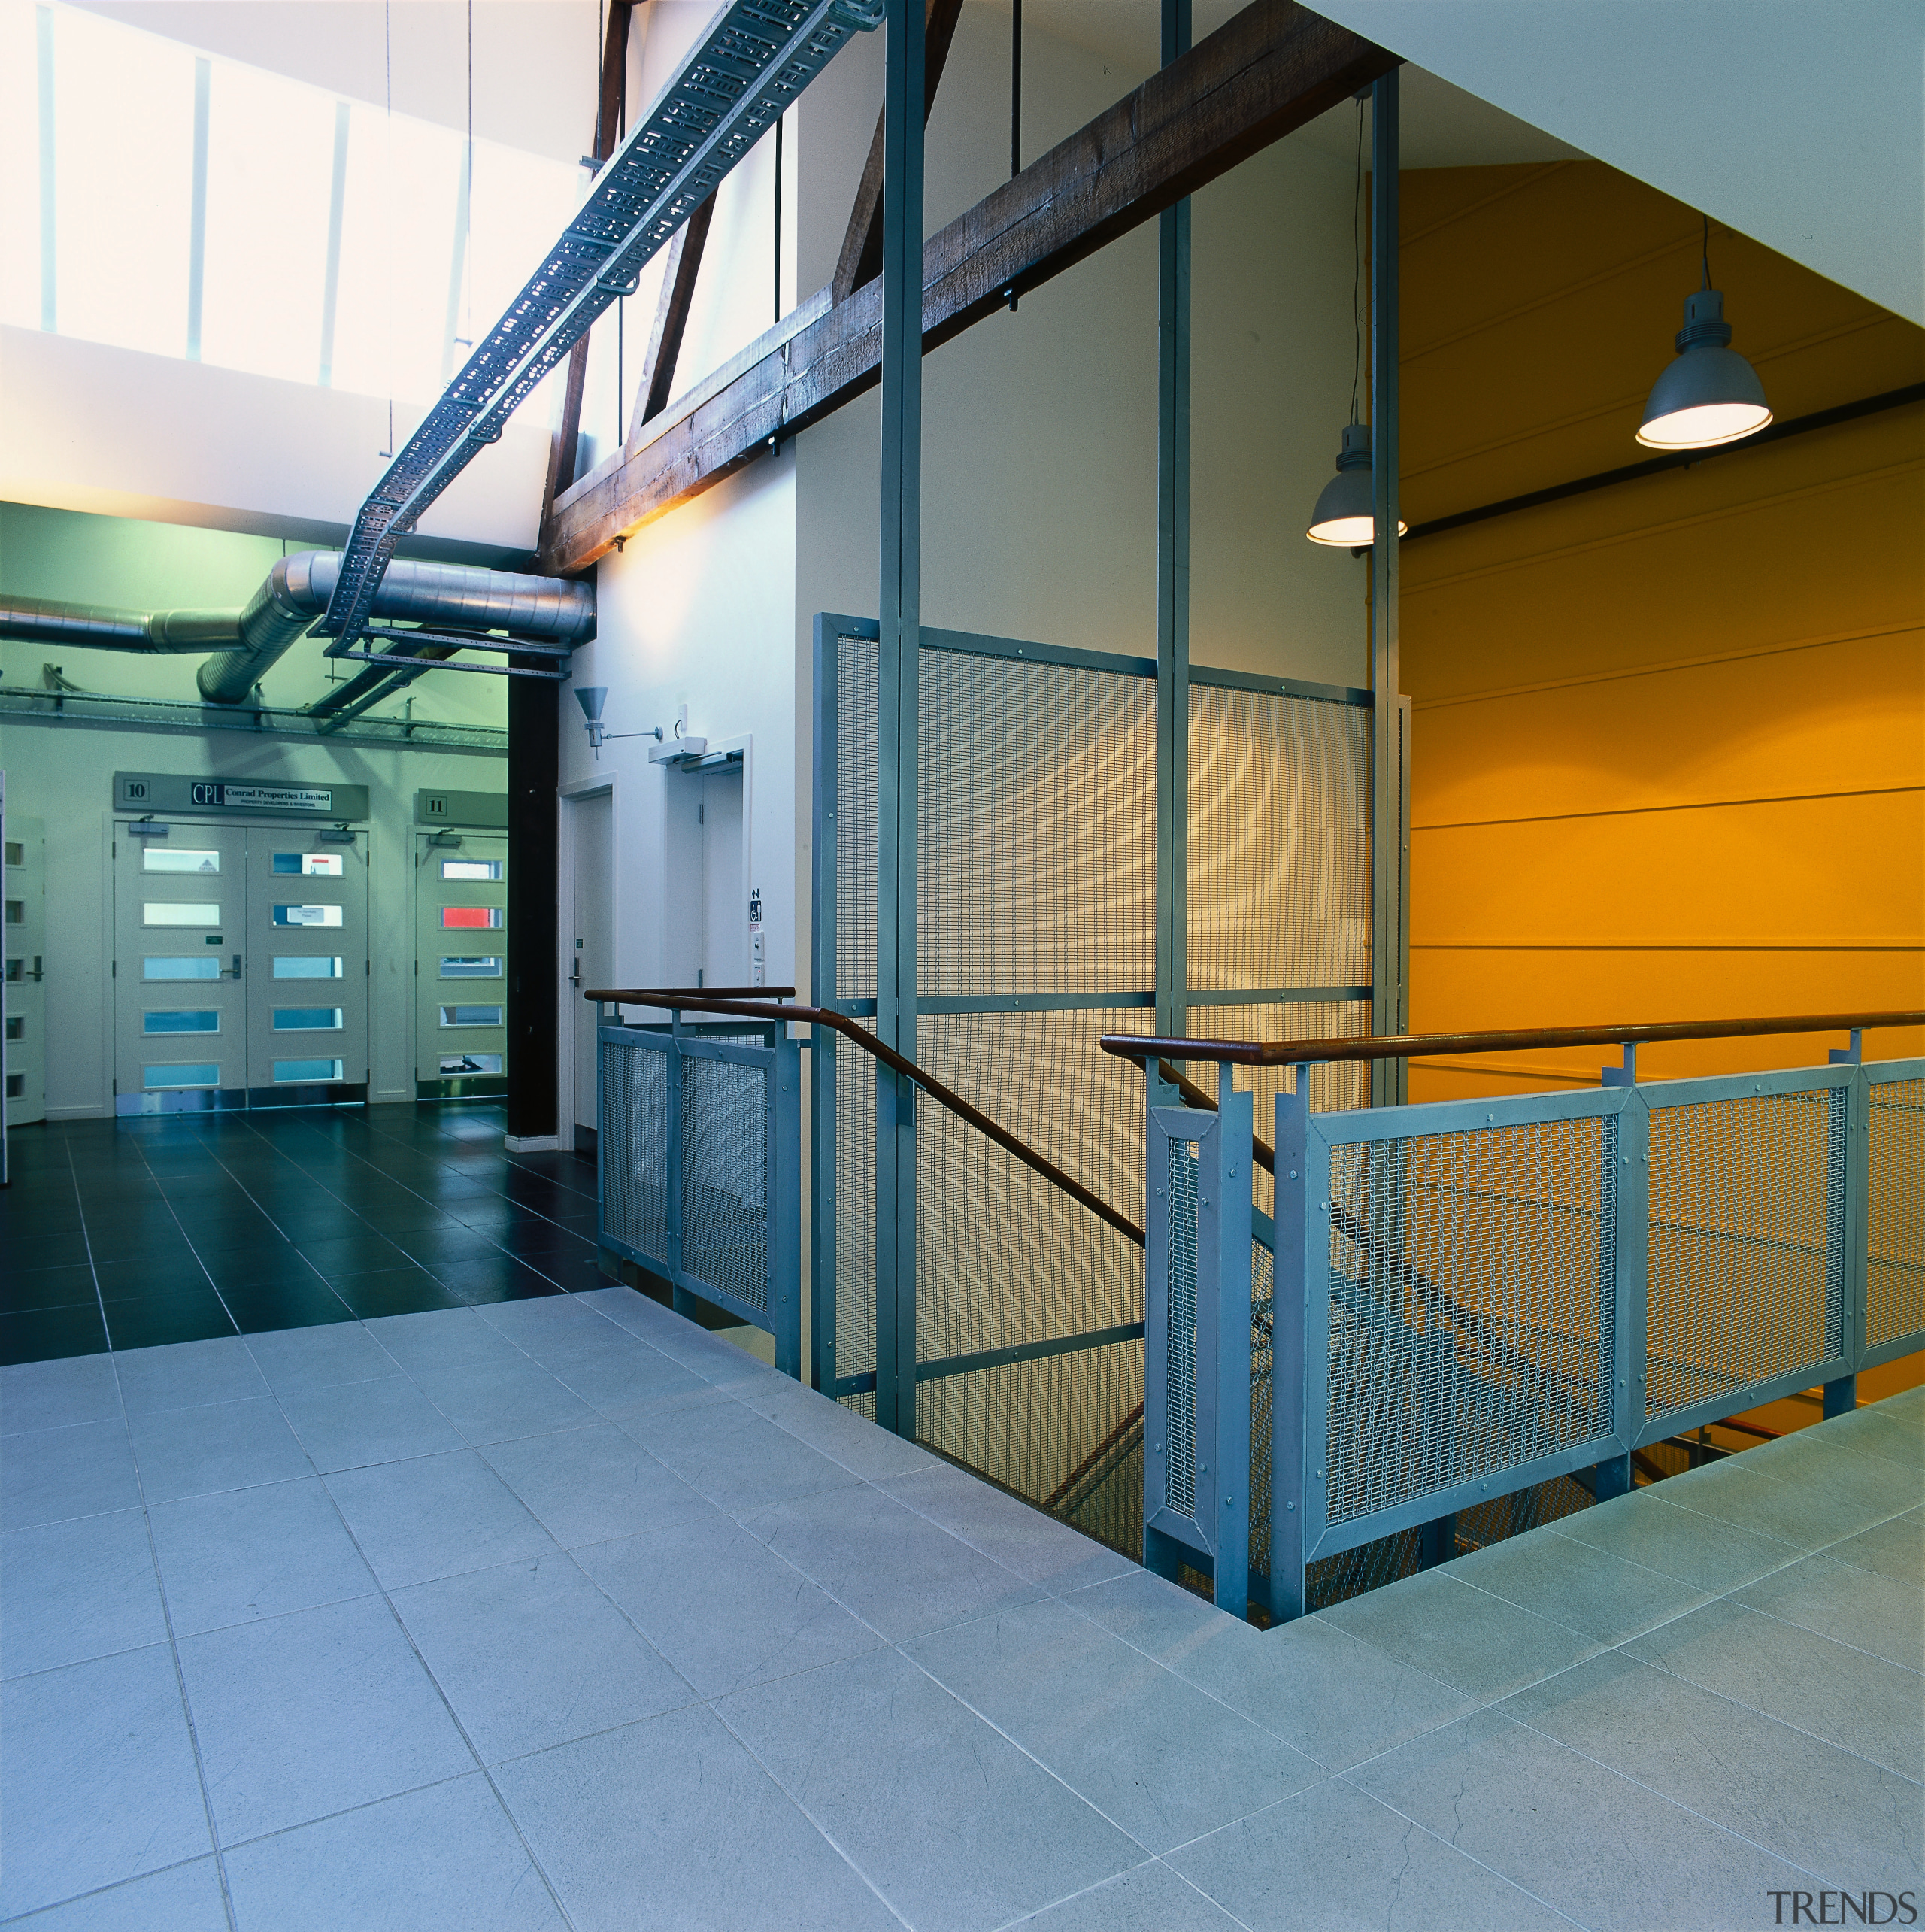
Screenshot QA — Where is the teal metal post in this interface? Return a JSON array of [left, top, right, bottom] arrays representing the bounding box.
[[1154, 0, 1191, 1045], [875, 0, 925, 1438], [1368, 70, 1407, 1106]]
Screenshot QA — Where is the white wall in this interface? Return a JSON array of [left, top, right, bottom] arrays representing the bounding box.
[[0, 717, 505, 1116]]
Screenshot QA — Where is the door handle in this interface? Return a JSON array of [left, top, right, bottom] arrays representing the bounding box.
[[569, 961, 582, 987], [30, 956, 41, 982], [220, 954, 242, 980]]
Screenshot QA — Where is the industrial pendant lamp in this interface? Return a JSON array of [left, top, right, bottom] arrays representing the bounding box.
[[1307, 99, 1405, 547], [1636, 217, 1772, 450]]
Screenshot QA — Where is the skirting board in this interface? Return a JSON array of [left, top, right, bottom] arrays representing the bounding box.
[[504, 1133, 562, 1152]]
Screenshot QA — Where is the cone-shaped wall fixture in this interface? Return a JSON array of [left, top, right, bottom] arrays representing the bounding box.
[[1306, 423, 1406, 547], [1636, 288, 1772, 450]]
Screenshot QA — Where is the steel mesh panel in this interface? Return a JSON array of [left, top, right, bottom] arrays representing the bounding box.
[[1190, 685, 1369, 995], [1323, 1115, 1615, 1527], [1646, 1088, 1844, 1420], [920, 1335, 1144, 1545], [680, 1052, 770, 1315], [1182, 1002, 1370, 1224], [600, 1037, 669, 1264], [1867, 1077, 1925, 1350], [836, 632, 878, 1003], [1164, 1137, 1202, 1518], [834, 1024, 877, 1394], [1249, 1235, 1274, 1578], [920, 650, 1155, 997]]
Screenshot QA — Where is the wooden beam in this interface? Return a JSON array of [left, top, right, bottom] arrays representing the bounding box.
[[627, 191, 716, 450], [538, 0, 633, 532], [543, 0, 1395, 575], [830, 0, 967, 303]]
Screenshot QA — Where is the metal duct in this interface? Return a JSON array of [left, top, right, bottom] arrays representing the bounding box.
[[198, 553, 594, 705], [0, 597, 241, 652]]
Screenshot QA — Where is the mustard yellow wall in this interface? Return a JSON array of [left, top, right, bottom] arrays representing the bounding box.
[[1396, 161, 1925, 1103]]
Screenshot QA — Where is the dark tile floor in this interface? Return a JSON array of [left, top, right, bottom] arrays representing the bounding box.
[[0, 1107, 607, 1366]]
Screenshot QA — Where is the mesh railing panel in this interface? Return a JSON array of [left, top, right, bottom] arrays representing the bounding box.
[[1645, 1089, 1844, 1420], [836, 631, 879, 1004], [920, 650, 1155, 997], [1323, 1115, 1616, 1527], [1867, 1076, 1924, 1350], [1249, 1235, 1275, 1579], [680, 1052, 771, 1316], [1164, 1137, 1201, 1518], [600, 1037, 668, 1265], [1190, 684, 1369, 995]]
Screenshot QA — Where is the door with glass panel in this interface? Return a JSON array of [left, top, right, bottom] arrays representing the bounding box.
[[114, 823, 250, 1112], [416, 833, 508, 1097], [5, 816, 47, 1127], [247, 828, 369, 1105]]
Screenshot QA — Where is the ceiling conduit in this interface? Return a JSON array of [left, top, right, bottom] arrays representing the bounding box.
[[0, 553, 594, 709]]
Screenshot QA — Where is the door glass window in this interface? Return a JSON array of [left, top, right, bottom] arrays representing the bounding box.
[[272, 853, 344, 875], [144, 1063, 220, 1088], [441, 859, 503, 881], [144, 902, 220, 927], [441, 906, 502, 929], [274, 1057, 344, 1082], [438, 1005, 502, 1027], [271, 957, 344, 978], [272, 904, 343, 927], [143, 1011, 219, 1034], [4, 842, 21, 866], [4, 901, 20, 924], [141, 848, 220, 874], [143, 957, 221, 981], [272, 1008, 344, 1030], [439, 1052, 502, 1074], [439, 957, 501, 978]]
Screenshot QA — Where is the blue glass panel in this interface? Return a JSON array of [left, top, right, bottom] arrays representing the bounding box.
[[144, 1011, 219, 1034], [271, 957, 344, 979], [143, 957, 220, 981], [273, 1057, 343, 1083], [438, 1005, 502, 1027], [439, 957, 501, 978], [144, 1063, 220, 1089], [271, 1008, 342, 1030]]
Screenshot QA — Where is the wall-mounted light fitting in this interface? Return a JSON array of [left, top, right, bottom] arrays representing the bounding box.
[[574, 684, 608, 755], [1637, 219, 1772, 450], [572, 687, 709, 765]]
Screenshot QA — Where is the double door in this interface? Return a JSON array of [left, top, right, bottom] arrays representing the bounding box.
[[114, 820, 368, 1111], [415, 832, 508, 1097], [5, 815, 46, 1127]]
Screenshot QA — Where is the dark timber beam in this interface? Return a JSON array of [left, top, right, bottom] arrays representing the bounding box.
[[538, 0, 633, 532], [628, 192, 717, 444], [831, 0, 967, 303], [543, 0, 1396, 574]]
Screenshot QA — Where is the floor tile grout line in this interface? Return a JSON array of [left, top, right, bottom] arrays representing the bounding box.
[[58, 1128, 111, 1353], [987, 1855, 1262, 1932], [1731, 1594, 1925, 1677], [244, 1400, 588, 1932], [99, 1348, 245, 1932]]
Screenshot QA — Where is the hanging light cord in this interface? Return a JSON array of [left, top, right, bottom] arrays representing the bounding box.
[[1701, 210, 1711, 290], [1348, 96, 1365, 426]]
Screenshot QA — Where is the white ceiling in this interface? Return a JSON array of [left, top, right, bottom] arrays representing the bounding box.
[[1305, 0, 1925, 323]]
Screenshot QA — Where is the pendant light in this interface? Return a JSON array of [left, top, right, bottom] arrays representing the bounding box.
[[1637, 217, 1772, 450], [1307, 99, 1405, 547]]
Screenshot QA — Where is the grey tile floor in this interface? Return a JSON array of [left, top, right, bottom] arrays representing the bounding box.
[[2, 1285, 1919, 1930]]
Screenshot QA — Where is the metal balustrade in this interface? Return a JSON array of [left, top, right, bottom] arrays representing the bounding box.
[[1114, 1024, 1924, 1623], [596, 1011, 802, 1376]]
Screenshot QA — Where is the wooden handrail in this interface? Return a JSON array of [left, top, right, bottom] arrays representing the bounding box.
[[1102, 1010, 1923, 1069], [587, 990, 1145, 1248]]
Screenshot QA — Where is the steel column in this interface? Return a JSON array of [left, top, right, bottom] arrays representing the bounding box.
[[1268, 1078, 1311, 1621], [1368, 69, 1406, 1106], [505, 656, 560, 1142], [875, 0, 926, 1439], [1154, 0, 1192, 1043]]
